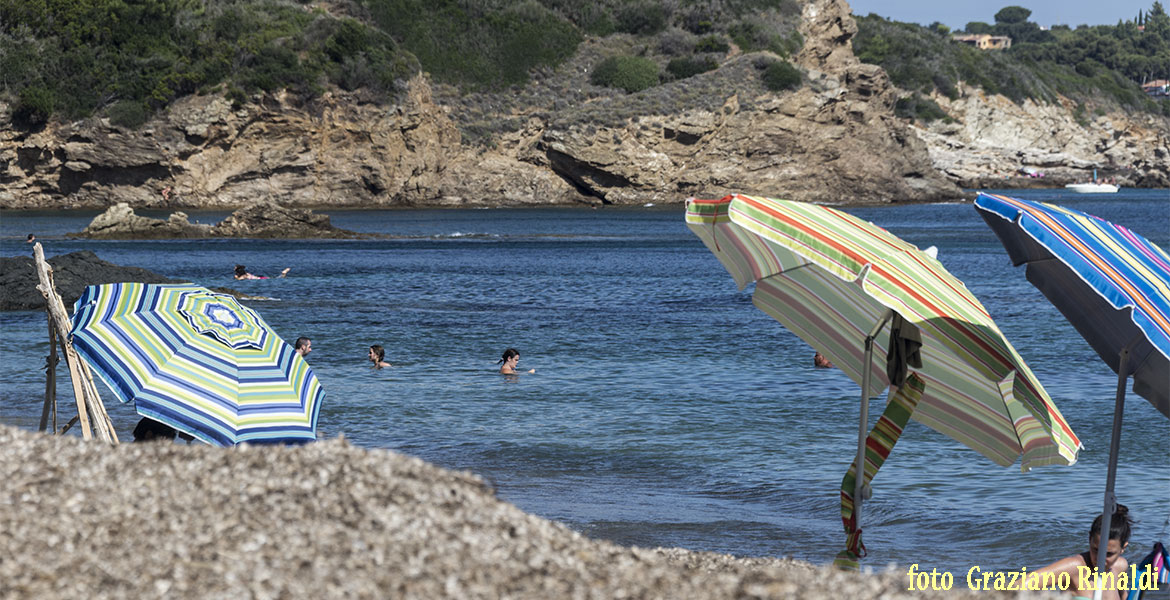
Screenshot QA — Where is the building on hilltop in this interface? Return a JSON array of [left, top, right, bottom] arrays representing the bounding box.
[[1141, 80, 1169, 97], [951, 34, 1012, 50]]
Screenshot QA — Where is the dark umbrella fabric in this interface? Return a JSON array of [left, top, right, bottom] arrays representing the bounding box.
[[975, 192, 1170, 598]]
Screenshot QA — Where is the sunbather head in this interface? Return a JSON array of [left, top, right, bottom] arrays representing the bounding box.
[[1089, 503, 1132, 570]]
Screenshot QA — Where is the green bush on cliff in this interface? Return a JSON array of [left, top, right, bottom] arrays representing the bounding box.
[[364, 0, 581, 90], [666, 56, 718, 80], [729, 18, 803, 57], [760, 60, 802, 91], [695, 34, 730, 53], [107, 100, 149, 129], [614, 1, 668, 35], [13, 86, 54, 126], [854, 16, 1047, 104], [894, 93, 952, 123], [591, 56, 660, 93]]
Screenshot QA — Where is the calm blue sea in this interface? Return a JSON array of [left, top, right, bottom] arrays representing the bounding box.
[[1, 189, 1167, 574]]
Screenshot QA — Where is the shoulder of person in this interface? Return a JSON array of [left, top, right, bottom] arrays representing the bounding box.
[[1035, 554, 1083, 574]]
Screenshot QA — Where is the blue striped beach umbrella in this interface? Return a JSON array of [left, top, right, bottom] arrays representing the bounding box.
[[975, 193, 1169, 597], [69, 283, 324, 446]]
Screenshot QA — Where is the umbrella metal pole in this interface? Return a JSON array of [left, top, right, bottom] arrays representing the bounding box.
[[1093, 348, 1129, 600], [854, 311, 892, 528]]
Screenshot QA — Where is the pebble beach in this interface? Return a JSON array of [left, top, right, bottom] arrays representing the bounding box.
[[0, 425, 1059, 599]]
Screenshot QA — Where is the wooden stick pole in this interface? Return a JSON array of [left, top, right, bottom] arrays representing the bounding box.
[[58, 415, 80, 435], [77, 359, 118, 443], [39, 312, 59, 432], [33, 243, 95, 441]]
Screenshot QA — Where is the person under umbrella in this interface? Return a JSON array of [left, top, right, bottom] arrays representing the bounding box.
[[70, 283, 325, 446], [1035, 505, 1133, 600], [975, 193, 1169, 598]]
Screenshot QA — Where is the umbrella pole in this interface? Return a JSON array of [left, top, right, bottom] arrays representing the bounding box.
[[1093, 348, 1129, 600], [853, 311, 892, 526]]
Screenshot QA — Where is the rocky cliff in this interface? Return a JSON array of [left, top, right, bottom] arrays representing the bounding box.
[[1, 0, 1163, 212], [914, 88, 1170, 188], [0, 76, 460, 210]]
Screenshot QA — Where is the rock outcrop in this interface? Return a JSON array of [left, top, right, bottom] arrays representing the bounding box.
[[1, 75, 461, 210], [0, 250, 267, 310], [0, 250, 181, 311], [440, 0, 961, 205], [913, 88, 1170, 188], [0, 0, 963, 210], [74, 199, 361, 239], [1, 0, 1164, 211], [210, 199, 360, 238], [77, 203, 214, 239]]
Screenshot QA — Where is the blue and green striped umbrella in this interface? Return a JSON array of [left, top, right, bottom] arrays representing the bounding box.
[[975, 193, 1169, 593], [69, 283, 324, 446], [975, 193, 1169, 416]]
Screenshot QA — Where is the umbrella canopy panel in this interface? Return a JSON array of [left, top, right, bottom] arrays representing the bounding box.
[[687, 194, 1081, 471], [975, 193, 1170, 417], [70, 283, 324, 446]]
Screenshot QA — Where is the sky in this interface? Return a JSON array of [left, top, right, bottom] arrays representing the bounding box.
[[843, 0, 1154, 30]]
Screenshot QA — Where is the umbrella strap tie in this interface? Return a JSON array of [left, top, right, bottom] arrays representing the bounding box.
[[833, 373, 924, 571]]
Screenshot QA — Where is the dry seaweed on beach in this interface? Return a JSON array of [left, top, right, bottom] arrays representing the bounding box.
[[0, 425, 1055, 599]]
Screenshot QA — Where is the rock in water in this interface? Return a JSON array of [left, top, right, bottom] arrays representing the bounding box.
[[210, 199, 360, 238], [76, 202, 213, 239], [72, 199, 361, 239], [0, 250, 181, 311]]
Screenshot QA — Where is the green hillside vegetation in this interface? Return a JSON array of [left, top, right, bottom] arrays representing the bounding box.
[[0, 0, 806, 129], [853, 3, 1170, 120], [0, 0, 419, 127]]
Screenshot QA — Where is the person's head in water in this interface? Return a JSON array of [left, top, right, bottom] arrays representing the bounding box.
[[234, 265, 248, 278], [1089, 504, 1132, 571], [295, 337, 311, 357], [25, 234, 35, 243], [133, 417, 176, 442], [498, 348, 534, 374], [368, 344, 391, 368], [498, 348, 520, 366]]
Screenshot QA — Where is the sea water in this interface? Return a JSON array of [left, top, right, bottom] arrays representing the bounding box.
[[1, 188, 1167, 574]]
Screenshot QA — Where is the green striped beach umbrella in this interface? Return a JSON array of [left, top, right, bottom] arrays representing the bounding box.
[[686, 194, 1081, 567], [69, 283, 324, 446]]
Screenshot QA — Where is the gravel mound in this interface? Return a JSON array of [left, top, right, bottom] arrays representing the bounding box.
[[0, 425, 1048, 599]]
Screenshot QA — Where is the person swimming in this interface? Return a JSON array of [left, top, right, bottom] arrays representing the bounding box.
[[234, 265, 290, 280], [497, 348, 534, 375], [368, 345, 392, 369], [1034, 504, 1132, 600], [294, 337, 312, 358]]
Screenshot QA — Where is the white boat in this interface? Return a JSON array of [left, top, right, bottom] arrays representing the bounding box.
[[1065, 182, 1119, 194]]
